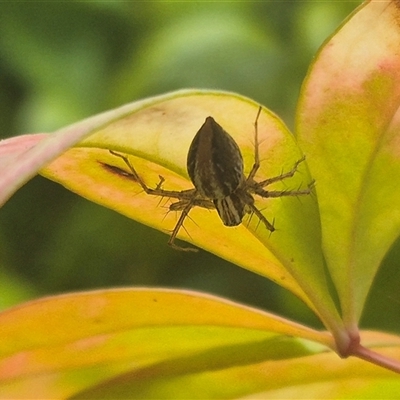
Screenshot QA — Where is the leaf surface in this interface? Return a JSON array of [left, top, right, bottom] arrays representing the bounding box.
[[0, 289, 398, 399], [40, 90, 342, 332], [297, 0, 400, 328]]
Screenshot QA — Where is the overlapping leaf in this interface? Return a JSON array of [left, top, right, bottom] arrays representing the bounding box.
[[0, 289, 398, 399], [297, 0, 400, 328]]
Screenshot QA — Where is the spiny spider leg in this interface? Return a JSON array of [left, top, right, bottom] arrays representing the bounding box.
[[167, 200, 198, 252], [256, 156, 306, 188], [247, 203, 275, 232], [169, 198, 214, 212], [245, 107, 307, 192], [254, 184, 313, 199], [247, 106, 263, 182], [155, 175, 165, 190], [109, 150, 194, 200]]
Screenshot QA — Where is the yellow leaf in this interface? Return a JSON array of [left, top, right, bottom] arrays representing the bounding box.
[[41, 89, 342, 334]]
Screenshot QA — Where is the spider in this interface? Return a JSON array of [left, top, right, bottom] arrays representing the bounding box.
[[109, 106, 313, 251]]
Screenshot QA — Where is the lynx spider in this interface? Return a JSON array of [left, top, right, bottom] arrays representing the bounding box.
[[109, 106, 313, 251]]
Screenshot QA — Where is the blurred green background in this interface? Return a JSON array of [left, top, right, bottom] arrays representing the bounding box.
[[1, 1, 399, 334]]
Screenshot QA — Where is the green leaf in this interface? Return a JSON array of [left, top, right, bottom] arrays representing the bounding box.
[[40, 89, 343, 334], [297, 0, 400, 329], [0, 289, 398, 399]]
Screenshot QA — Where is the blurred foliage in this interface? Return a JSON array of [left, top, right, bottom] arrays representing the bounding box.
[[1, 1, 398, 334]]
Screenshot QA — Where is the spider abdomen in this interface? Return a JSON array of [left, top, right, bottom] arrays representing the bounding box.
[[187, 117, 244, 199]]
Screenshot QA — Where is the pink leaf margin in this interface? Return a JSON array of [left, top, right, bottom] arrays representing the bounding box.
[[0, 90, 199, 207]]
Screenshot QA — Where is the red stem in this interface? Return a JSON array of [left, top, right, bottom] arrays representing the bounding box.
[[352, 343, 400, 375]]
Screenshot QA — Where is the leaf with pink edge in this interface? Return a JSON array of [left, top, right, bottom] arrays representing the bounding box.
[[297, 0, 400, 329]]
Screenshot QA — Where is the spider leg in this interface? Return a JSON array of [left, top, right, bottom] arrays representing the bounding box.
[[168, 201, 199, 252], [169, 198, 214, 212], [254, 184, 313, 199], [247, 203, 275, 232], [166, 197, 214, 252], [155, 175, 165, 190], [256, 156, 306, 188], [109, 150, 194, 200], [247, 106, 263, 182]]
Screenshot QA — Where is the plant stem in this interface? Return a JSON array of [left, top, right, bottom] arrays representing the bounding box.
[[353, 343, 400, 374]]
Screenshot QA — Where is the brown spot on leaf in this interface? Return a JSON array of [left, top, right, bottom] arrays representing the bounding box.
[[99, 161, 138, 182]]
